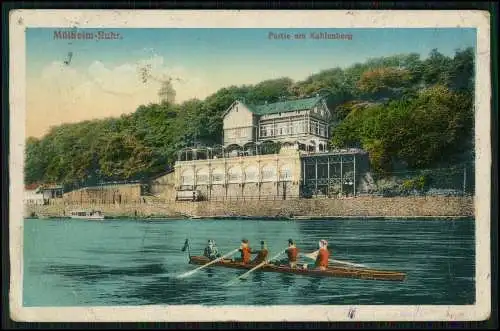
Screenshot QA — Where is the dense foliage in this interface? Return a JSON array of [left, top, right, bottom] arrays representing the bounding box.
[[25, 48, 474, 187]]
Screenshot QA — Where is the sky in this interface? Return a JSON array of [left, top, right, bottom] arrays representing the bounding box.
[[25, 28, 476, 138]]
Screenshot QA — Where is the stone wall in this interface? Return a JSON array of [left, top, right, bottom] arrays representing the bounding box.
[[150, 172, 176, 200], [25, 196, 474, 218], [63, 184, 143, 204], [189, 196, 474, 217]]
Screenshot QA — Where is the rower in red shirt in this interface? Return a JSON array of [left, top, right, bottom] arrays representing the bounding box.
[[286, 238, 299, 269], [237, 239, 252, 264], [252, 240, 269, 264], [315, 239, 330, 270]]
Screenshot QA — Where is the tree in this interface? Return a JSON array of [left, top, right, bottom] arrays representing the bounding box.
[[357, 67, 413, 96], [448, 47, 475, 93], [331, 84, 474, 172], [421, 48, 453, 86]]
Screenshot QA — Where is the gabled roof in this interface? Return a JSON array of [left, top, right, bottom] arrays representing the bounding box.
[[222, 96, 326, 119], [245, 96, 324, 116]]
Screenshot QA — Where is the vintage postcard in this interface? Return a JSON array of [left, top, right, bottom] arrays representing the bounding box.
[[9, 10, 491, 322]]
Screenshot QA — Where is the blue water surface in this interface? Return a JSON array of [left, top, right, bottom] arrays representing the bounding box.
[[23, 218, 475, 306]]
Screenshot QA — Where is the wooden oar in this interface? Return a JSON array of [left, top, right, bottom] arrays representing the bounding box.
[[302, 250, 319, 261], [226, 249, 286, 286], [300, 252, 368, 268], [177, 248, 239, 278]]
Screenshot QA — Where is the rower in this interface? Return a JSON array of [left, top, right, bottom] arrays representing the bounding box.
[[251, 240, 269, 264], [315, 239, 330, 271], [286, 238, 299, 269], [235, 239, 252, 264], [203, 239, 221, 260]]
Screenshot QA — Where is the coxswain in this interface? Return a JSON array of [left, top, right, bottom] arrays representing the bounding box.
[[237, 239, 252, 264], [286, 238, 299, 268], [203, 239, 221, 260], [315, 239, 330, 271], [252, 240, 269, 264]]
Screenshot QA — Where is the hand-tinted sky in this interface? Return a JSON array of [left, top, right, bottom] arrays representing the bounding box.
[[26, 28, 476, 138]]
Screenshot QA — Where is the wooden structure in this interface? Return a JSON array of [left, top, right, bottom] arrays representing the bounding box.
[[301, 149, 369, 198], [189, 256, 406, 282]]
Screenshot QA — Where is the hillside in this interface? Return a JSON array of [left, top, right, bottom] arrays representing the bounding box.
[[25, 47, 474, 189]]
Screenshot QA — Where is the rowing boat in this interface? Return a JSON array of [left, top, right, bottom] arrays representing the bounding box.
[[189, 256, 406, 281]]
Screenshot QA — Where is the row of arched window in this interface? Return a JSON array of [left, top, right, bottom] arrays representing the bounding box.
[[180, 165, 293, 185]]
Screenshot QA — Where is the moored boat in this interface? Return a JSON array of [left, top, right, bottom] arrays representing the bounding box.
[[188, 256, 406, 282], [69, 209, 105, 220]]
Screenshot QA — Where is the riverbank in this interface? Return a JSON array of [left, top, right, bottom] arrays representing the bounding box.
[[25, 196, 474, 219]]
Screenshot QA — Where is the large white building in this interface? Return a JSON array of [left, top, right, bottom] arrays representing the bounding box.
[[172, 95, 369, 200], [222, 95, 331, 153]]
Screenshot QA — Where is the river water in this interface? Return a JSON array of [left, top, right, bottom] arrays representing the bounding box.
[[23, 217, 475, 306]]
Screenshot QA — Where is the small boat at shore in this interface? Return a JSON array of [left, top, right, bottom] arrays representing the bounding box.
[[188, 256, 406, 282], [69, 209, 105, 220]]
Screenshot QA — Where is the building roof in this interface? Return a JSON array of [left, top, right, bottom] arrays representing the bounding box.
[[25, 183, 40, 191], [40, 183, 63, 190], [243, 96, 324, 116]]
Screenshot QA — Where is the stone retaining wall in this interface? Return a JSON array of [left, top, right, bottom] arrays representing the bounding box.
[[62, 184, 143, 204], [25, 196, 474, 218]]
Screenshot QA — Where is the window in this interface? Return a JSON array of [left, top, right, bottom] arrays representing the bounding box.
[[277, 124, 289, 136], [181, 176, 193, 184], [260, 124, 274, 138], [196, 175, 209, 184], [263, 125, 273, 137], [298, 121, 305, 133], [262, 166, 276, 181], [212, 173, 224, 183], [319, 124, 326, 137], [280, 167, 292, 180], [181, 169, 194, 185], [228, 173, 240, 181], [310, 121, 318, 135], [229, 128, 242, 138], [245, 167, 258, 182], [228, 167, 242, 183]]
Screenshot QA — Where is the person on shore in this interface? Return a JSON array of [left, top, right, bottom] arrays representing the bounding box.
[[315, 239, 330, 271], [252, 240, 269, 264], [203, 239, 221, 260], [286, 238, 299, 269], [235, 239, 252, 264]]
